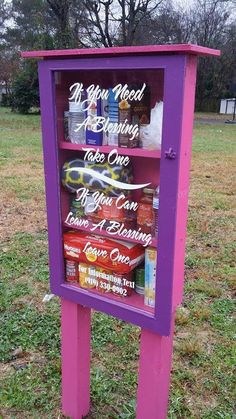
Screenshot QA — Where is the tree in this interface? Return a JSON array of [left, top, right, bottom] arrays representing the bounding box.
[[139, 0, 232, 111], [190, 0, 231, 110], [46, 0, 74, 48], [1, 0, 235, 113], [45, 0, 89, 48], [5, 0, 55, 51], [1, 0, 56, 112], [0, 0, 10, 28], [80, 0, 164, 47], [0, 50, 19, 97], [132, 2, 195, 45], [11, 60, 39, 113]]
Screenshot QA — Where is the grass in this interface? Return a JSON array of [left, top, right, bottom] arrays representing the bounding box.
[[0, 107, 235, 418]]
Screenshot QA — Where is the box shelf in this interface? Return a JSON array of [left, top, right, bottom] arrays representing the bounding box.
[[63, 281, 154, 314], [59, 141, 161, 159], [63, 220, 157, 248]]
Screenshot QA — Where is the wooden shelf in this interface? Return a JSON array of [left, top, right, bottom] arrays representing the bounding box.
[[64, 281, 155, 314], [59, 141, 161, 159], [63, 221, 157, 248]]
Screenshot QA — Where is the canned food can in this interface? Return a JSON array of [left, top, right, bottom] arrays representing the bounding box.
[[66, 260, 78, 281], [135, 267, 145, 294]]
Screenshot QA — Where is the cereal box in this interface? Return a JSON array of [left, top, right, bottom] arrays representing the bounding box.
[[144, 247, 157, 307]]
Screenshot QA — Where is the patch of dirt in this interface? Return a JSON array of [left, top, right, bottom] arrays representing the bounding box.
[[12, 275, 53, 312], [185, 394, 218, 416], [0, 193, 47, 240], [0, 363, 13, 379], [195, 118, 227, 125], [195, 112, 230, 121], [0, 350, 47, 380], [10, 350, 47, 370]]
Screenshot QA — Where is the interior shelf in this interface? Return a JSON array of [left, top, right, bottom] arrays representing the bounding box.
[[63, 221, 157, 248], [59, 141, 161, 159], [63, 281, 155, 314]]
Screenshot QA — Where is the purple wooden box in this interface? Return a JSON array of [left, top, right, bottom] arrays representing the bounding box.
[[22, 45, 220, 336]]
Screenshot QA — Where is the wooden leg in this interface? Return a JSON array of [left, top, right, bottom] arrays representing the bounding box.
[[136, 314, 175, 419], [61, 299, 91, 419]]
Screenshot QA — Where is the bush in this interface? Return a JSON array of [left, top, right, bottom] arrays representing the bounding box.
[[1, 93, 12, 107], [11, 61, 39, 114]]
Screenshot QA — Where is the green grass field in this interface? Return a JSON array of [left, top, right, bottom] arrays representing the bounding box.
[[0, 107, 235, 418]]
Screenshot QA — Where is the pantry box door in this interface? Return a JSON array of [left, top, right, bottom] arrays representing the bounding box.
[[38, 53, 196, 335]]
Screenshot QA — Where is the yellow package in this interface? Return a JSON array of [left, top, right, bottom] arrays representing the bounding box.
[[78, 264, 96, 289], [144, 248, 157, 308]]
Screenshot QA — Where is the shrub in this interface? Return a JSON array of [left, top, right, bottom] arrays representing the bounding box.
[[11, 61, 39, 114]]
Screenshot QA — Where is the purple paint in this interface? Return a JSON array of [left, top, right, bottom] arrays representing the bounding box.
[[37, 50, 218, 336], [30, 45, 220, 418]]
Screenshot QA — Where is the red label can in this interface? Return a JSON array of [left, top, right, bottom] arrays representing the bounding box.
[[66, 260, 78, 281]]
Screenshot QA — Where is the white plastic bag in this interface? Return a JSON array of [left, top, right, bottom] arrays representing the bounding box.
[[140, 101, 163, 150]]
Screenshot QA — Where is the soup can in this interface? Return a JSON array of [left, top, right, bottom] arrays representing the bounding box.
[[135, 267, 145, 295], [66, 260, 78, 282]]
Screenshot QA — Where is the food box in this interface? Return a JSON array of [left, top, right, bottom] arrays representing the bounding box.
[[144, 247, 157, 307]]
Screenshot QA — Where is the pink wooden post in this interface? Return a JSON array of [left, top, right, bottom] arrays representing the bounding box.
[[61, 299, 91, 418], [137, 314, 175, 419]]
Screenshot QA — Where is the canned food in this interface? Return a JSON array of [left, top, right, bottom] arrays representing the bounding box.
[[66, 260, 78, 281], [97, 197, 125, 221], [135, 267, 145, 294]]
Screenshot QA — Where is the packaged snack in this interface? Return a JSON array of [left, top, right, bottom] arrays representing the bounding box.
[[118, 99, 139, 148], [117, 83, 150, 148], [95, 266, 112, 293], [63, 231, 145, 274], [131, 83, 151, 127], [112, 272, 134, 297], [78, 263, 98, 289], [77, 263, 134, 297], [61, 158, 133, 197], [144, 247, 157, 307]]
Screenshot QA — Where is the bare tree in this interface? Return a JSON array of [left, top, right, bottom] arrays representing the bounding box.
[[117, 0, 163, 45], [81, 0, 164, 47], [190, 0, 230, 109], [192, 0, 229, 47], [135, 2, 195, 44]]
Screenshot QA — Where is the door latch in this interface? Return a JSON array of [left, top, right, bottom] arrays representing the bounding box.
[[165, 147, 176, 159]]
